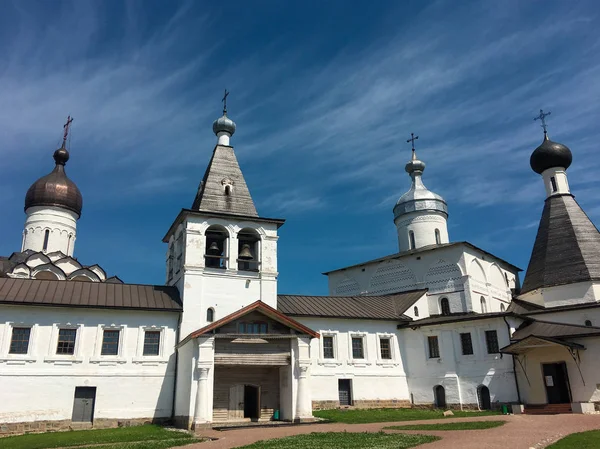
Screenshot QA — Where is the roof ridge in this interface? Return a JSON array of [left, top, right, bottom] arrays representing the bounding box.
[[527, 317, 600, 330]]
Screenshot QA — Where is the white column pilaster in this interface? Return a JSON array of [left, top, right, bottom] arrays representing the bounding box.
[[193, 362, 211, 427]]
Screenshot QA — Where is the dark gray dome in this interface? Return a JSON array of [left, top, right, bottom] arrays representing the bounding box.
[[530, 134, 572, 174], [24, 147, 83, 217], [212, 113, 236, 136]]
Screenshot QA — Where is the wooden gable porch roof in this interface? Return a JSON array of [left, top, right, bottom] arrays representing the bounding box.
[[179, 300, 320, 346]]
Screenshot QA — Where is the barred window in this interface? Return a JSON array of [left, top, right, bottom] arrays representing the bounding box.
[[352, 337, 364, 359], [428, 335, 440, 359], [9, 327, 31, 354], [143, 331, 161, 356], [323, 336, 334, 359], [56, 328, 77, 355], [101, 330, 120, 356], [380, 338, 392, 359], [460, 332, 473, 355], [485, 330, 500, 354]]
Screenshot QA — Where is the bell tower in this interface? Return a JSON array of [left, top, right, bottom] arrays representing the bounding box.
[[163, 95, 285, 338]]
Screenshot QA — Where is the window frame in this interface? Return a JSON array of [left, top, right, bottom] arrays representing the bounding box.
[[480, 296, 488, 313], [348, 332, 369, 365], [133, 326, 168, 364], [0, 322, 37, 363], [322, 335, 335, 359], [91, 324, 127, 364], [207, 307, 215, 323], [351, 336, 365, 359], [56, 328, 78, 355], [9, 327, 32, 355], [142, 330, 161, 356], [409, 231, 416, 250], [440, 297, 451, 316], [460, 332, 474, 356], [238, 321, 268, 334], [43, 323, 83, 364], [435, 228, 441, 245], [379, 337, 392, 360], [427, 335, 440, 359], [485, 329, 500, 354]]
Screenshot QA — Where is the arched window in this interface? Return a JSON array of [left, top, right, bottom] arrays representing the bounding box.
[[224, 185, 231, 196], [435, 229, 441, 245], [409, 231, 416, 250], [205, 225, 228, 269], [440, 298, 450, 316], [500, 304, 506, 312], [207, 308, 215, 322], [585, 320, 592, 327], [480, 297, 488, 313], [550, 176, 557, 192], [414, 306, 419, 317], [43, 229, 50, 252], [238, 228, 260, 271]]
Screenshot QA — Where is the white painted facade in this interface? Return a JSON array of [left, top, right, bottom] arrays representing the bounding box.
[[22, 206, 78, 257], [0, 305, 179, 424]]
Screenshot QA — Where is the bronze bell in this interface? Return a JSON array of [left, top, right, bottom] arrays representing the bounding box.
[[208, 241, 220, 254], [239, 243, 253, 260]]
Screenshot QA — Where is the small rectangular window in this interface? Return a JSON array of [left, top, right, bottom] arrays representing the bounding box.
[[550, 176, 557, 192], [460, 332, 473, 355], [9, 327, 31, 354], [485, 330, 500, 354], [56, 328, 77, 355], [428, 335, 440, 359], [143, 331, 161, 356], [101, 330, 120, 356], [239, 322, 268, 334], [380, 338, 392, 359], [352, 337, 364, 359], [323, 336, 334, 359]]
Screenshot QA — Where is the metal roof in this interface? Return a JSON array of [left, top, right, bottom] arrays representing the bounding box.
[[501, 335, 585, 355], [277, 290, 427, 320], [0, 277, 181, 311], [506, 298, 545, 315], [521, 194, 600, 294], [323, 241, 521, 275], [512, 319, 600, 340], [398, 311, 508, 328]]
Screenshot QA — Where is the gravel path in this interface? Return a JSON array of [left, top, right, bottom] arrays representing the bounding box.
[[184, 414, 600, 449]]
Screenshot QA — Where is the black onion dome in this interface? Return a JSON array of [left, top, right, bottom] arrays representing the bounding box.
[[530, 134, 573, 174], [24, 147, 83, 217]]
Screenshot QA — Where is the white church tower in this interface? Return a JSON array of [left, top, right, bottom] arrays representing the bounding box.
[[22, 117, 82, 257], [393, 135, 449, 252], [163, 95, 285, 337]]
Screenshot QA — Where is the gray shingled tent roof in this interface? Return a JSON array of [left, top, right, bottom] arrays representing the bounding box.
[[521, 194, 600, 294], [191, 144, 258, 217], [277, 290, 427, 320], [0, 277, 181, 311]]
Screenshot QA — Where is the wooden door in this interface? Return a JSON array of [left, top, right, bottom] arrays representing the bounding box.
[[434, 385, 446, 408], [72, 387, 96, 422], [228, 384, 244, 420], [338, 379, 352, 406]]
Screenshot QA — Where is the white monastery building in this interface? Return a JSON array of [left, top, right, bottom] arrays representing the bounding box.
[[1, 105, 600, 434]]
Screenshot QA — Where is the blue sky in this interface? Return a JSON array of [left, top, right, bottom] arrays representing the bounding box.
[[1, 1, 600, 294]]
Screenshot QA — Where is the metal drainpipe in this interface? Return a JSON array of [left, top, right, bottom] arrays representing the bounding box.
[[171, 312, 182, 423], [503, 315, 522, 404]]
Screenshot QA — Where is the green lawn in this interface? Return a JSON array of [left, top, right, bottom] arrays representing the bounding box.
[[0, 425, 197, 449], [236, 432, 439, 449], [313, 408, 501, 424], [384, 420, 506, 431], [547, 430, 600, 449]]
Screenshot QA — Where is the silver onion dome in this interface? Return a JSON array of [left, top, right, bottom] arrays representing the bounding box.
[[393, 150, 448, 220], [212, 113, 236, 137]]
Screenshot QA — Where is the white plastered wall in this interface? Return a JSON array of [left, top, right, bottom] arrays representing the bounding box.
[[22, 206, 78, 256], [0, 305, 178, 424]]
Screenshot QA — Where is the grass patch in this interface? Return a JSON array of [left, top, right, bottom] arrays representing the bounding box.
[[237, 432, 439, 449], [547, 430, 600, 449], [0, 425, 196, 449], [313, 408, 501, 424], [385, 420, 506, 431]]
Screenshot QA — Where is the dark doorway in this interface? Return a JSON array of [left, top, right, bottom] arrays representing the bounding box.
[[243, 385, 260, 419], [478, 385, 491, 410], [338, 379, 352, 406], [543, 362, 571, 404], [72, 387, 96, 422], [434, 385, 446, 408]]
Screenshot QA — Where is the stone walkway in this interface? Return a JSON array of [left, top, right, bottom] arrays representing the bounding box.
[[185, 414, 600, 449]]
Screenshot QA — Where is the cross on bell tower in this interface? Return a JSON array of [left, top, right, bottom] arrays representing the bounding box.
[[534, 109, 551, 135], [407, 132, 419, 151], [62, 115, 74, 147]]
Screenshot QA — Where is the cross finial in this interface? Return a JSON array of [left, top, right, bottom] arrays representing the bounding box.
[[407, 132, 419, 151], [222, 89, 229, 114], [62, 115, 74, 147], [534, 109, 551, 135]]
